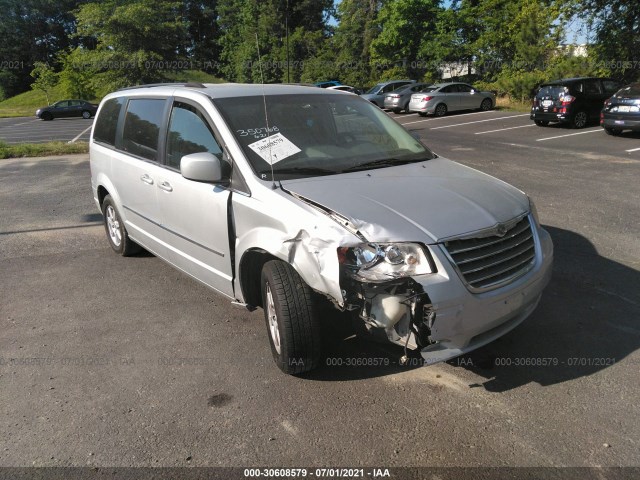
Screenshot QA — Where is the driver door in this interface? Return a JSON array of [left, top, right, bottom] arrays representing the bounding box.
[[155, 99, 234, 297]]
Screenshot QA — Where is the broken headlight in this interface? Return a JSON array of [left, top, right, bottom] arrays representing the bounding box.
[[338, 243, 434, 280]]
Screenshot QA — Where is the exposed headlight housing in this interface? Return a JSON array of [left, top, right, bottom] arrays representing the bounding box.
[[338, 242, 435, 280]]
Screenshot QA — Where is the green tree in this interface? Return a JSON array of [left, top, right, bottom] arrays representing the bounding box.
[[580, 0, 640, 82], [70, 0, 188, 92], [0, 0, 80, 97], [370, 0, 441, 79], [30, 61, 58, 104]]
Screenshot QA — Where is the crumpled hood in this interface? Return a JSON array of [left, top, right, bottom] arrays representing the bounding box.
[[280, 157, 529, 243]]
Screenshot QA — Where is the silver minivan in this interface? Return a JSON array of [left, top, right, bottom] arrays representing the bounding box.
[[90, 83, 553, 375]]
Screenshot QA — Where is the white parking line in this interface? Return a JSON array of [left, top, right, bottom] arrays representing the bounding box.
[[430, 114, 530, 130], [625, 147, 640, 152], [399, 110, 498, 126], [69, 125, 93, 143], [536, 128, 603, 142], [475, 124, 536, 135]]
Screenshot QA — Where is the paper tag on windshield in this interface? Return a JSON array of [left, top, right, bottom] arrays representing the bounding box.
[[247, 133, 301, 164]]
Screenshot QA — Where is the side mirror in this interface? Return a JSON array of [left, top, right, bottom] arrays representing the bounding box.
[[180, 152, 224, 183]]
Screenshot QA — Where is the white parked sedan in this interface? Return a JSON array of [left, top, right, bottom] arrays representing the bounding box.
[[409, 82, 496, 117]]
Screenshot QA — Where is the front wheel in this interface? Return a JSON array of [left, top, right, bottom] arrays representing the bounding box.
[[535, 120, 549, 126], [81, 110, 91, 119], [435, 103, 448, 117], [261, 260, 321, 375], [101, 195, 141, 256], [572, 111, 588, 129], [41, 112, 53, 121]]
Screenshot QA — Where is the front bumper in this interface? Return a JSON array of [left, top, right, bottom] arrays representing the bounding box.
[[342, 217, 553, 365], [418, 222, 553, 363]]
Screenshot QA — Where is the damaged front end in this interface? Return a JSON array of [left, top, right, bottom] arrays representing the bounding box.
[[338, 243, 438, 355]]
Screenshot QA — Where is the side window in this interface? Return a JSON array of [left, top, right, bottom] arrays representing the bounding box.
[[166, 102, 222, 170], [602, 80, 621, 94], [382, 84, 395, 93], [457, 84, 473, 93], [584, 79, 602, 94], [440, 85, 454, 93], [93, 98, 124, 147], [410, 85, 423, 92], [69, 100, 81, 107], [122, 98, 165, 161]]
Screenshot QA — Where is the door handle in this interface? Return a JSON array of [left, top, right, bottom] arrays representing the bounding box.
[[140, 174, 154, 185], [158, 181, 173, 192]]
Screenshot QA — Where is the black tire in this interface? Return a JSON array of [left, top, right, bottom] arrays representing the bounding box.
[[435, 103, 448, 117], [404, 102, 411, 113], [418, 112, 427, 117], [604, 127, 622, 136], [393, 108, 402, 114], [480, 98, 493, 111], [261, 260, 321, 375], [81, 110, 91, 119], [572, 111, 588, 129], [101, 194, 141, 256], [41, 112, 53, 121], [535, 120, 549, 127]]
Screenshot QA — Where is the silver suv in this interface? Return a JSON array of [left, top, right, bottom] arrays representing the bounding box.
[[90, 83, 553, 375]]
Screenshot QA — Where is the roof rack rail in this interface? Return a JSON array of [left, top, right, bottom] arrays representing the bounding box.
[[117, 82, 207, 92]]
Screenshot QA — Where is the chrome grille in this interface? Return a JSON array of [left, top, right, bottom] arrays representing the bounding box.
[[443, 216, 536, 291]]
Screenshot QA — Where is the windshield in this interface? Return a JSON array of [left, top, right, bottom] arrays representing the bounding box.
[[365, 84, 384, 94], [213, 93, 434, 180]]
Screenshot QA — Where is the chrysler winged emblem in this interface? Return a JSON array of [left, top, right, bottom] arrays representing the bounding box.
[[496, 223, 509, 236]]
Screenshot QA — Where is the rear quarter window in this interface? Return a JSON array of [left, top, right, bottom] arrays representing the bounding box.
[[93, 98, 124, 146]]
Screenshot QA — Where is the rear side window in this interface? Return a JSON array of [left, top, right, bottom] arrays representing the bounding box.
[[122, 98, 166, 161], [603, 80, 622, 94], [166, 102, 222, 170], [93, 98, 124, 146], [583, 79, 602, 94]]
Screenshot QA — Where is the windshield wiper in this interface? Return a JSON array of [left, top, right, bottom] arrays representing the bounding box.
[[259, 166, 338, 177], [341, 157, 427, 173]]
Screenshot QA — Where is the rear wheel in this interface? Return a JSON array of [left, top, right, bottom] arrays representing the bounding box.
[[604, 127, 622, 136], [261, 260, 321, 375], [418, 112, 427, 117], [572, 111, 588, 129], [404, 102, 411, 113], [435, 103, 448, 117], [480, 98, 493, 111], [101, 195, 141, 256], [393, 108, 402, 114], [535, 120, 549, 127]]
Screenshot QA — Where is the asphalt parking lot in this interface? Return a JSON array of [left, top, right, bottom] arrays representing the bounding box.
[[1, 107, 640, 474], [0, 116, 93, 144]]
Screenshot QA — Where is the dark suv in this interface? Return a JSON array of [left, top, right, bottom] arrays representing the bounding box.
[[530, 77, 622, 128], [601, 83, 640, 135]]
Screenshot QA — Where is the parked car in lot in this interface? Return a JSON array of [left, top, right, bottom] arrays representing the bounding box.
[[361, 80, 415, 107], [408, 83, 495, 117], [90, 83, 553, 375], [383, 83, 432, 113], [36, 99, 98, 120], [601, 82, 640, 135], [327, 85, 362, 94], [530, 77, 622, 128], [315, 80, 342, 88]]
